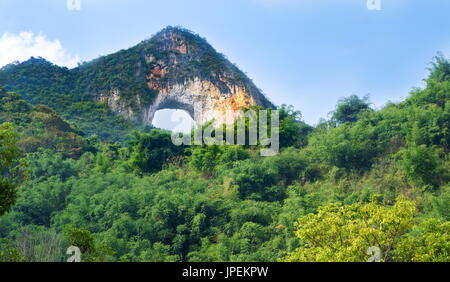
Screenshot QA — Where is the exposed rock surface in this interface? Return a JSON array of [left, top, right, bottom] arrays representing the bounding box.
[[91, 26, 275, 125], [0, 26, 275, 126]]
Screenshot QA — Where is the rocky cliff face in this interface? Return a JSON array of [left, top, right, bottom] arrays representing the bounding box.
[[88, 26, 275, 125], [0, 27, 275, 127]]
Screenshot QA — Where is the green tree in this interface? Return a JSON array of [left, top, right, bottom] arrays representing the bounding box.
[[64, 228, 95, 254], [331, 95, 372, 125], [427, 53, 450, 83], [64, 227, 115, 262], [394, 219, 449, 262], [278, 105, 312, 148], [230, 160, 282, 201], [0, 122, 24, 216], [398, 144, 447, 189], [126, 129, 184, 173], [0, 239, 25, 262], [189, 145, 250, 176], [282, 196, 417, 262], [307, 121, 380, 171]]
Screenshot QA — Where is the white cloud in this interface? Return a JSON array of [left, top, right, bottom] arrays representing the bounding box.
[[0, 31, 79, 68]]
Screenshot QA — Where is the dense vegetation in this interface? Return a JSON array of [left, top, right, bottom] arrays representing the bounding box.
[[0, 57, 135, 142], [0, 27, 273, 142], [0, 56, 449, 262]]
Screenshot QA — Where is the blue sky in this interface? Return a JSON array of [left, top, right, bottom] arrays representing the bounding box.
[[1, 0, 450, 126]]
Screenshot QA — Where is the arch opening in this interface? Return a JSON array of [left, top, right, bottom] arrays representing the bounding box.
[[152, 109, 196, 134]]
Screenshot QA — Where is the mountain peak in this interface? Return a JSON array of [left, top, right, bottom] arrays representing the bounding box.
[[156, 25, 196, 37], [150, 26, 194, 55], [1, 56, 53, 71], [144, 26, 216, 57], [81, 26, 275, 125], [1, 27, 275, 126], [24, 56, 53, 64]]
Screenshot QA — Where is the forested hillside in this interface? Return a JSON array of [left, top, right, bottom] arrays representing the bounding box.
[[0, 57, 136, 142], [0, 27, 274, 136], [0, 56, 448, 262]]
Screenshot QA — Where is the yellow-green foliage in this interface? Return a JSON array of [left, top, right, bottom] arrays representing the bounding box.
[[283, 196, 418, 262], [1, 55, 449, 262], [394, 219, 450, 262]]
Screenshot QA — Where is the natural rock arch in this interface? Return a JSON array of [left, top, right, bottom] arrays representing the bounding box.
[[95, 27, 275, 126], [142, 78, 263, 126]]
